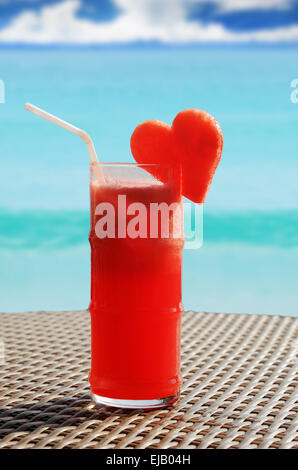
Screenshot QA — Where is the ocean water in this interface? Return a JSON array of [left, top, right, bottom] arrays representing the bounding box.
[[0, 46, 298, 315]]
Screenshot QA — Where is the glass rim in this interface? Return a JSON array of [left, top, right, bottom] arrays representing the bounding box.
[[90, 162, 175, 168]]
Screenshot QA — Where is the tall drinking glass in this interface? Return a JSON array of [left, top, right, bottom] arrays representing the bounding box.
[[89, 163, 184, 409]]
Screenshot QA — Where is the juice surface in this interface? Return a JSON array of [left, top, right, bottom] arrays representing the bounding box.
[[89, 176, 184, 400]]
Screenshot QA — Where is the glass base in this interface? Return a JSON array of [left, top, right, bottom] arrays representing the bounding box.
[[91, 392, 179, 409]]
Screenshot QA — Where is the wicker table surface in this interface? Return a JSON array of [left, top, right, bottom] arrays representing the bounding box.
[[0, 310, 297, 449]]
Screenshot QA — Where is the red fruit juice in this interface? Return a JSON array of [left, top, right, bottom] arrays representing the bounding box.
[[89, 164, 184, 407]]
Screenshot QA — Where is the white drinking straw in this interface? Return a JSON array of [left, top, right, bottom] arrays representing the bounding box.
[[24, 102, 105, 182]]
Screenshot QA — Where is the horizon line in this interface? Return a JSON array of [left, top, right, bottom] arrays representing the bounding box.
[[0, 41, 298, 49]]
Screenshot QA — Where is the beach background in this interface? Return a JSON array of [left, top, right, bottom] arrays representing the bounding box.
[[0, 1, 298, 316]]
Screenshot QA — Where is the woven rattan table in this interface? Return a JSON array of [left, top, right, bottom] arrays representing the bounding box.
[[0, 310, 297, 449]]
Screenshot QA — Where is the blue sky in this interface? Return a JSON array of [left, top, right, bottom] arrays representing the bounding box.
[[0, 0, 297, 43]]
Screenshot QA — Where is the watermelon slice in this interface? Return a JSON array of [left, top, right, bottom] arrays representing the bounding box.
[[130, 109, 223, 203]]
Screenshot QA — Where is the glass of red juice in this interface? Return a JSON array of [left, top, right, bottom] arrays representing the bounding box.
[[89, 162, 184, 409]]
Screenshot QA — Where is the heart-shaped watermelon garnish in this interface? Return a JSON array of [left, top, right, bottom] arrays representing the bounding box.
[[130, 109, 223, 203]]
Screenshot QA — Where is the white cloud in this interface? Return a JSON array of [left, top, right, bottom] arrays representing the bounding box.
[[209, 0, 294, 13], [0, 0, 297, 44]]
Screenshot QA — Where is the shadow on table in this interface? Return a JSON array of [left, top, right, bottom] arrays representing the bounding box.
[[0, 394, 144, 439]]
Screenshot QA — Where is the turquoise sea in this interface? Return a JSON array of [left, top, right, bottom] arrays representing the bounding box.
[[0, 46, 298, 315]]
